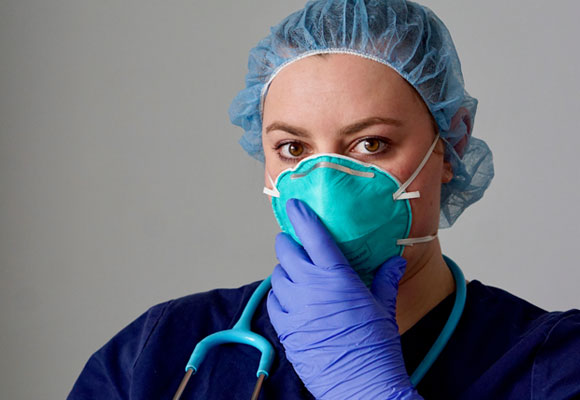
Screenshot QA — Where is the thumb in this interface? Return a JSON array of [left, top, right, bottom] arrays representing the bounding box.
[[370, 256, 407, 310]]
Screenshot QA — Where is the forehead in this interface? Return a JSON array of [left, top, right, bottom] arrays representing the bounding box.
[[262, 53, 428, 124]]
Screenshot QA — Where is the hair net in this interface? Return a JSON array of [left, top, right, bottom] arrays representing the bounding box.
[[229, 0, 494, 228]]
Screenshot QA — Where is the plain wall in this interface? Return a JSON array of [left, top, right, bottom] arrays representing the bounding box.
[[1, 1, 579, 398]]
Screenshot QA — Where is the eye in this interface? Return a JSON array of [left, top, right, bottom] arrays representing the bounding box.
[[278, 141, 305, 159], [352, 137, 388, 155]]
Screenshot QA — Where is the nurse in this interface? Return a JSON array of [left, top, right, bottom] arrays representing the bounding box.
[[69, 0, 580, 399]]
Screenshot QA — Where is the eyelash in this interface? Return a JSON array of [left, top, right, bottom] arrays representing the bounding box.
[[273, 136, 392, 163], [351, 136, 391, 158], [273, 141, 307, 163]]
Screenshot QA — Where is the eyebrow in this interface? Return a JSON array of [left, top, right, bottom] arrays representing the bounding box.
[[339, 117, 403, 136], [265, 116, 403, 137], [265, 122, 309, 137]]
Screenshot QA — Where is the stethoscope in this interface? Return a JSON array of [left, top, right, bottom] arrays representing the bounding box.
[[173, 255, 466, 400]]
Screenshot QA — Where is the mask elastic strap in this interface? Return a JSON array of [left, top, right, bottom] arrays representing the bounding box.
[[263, 173, 280, 198], [397, 234, 438, 246], [393, 134, 440, 201]]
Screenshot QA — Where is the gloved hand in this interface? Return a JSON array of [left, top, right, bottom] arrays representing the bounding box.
[[267, 199, 422, 399]]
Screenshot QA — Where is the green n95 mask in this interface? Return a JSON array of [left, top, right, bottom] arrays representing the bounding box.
[[264, 135, 440, 286]]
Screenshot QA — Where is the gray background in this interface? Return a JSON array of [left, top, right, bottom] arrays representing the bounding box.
[[1, 1, 579, 399]]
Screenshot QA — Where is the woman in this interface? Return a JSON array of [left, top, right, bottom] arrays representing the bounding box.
[[69, 0, 580, 399]]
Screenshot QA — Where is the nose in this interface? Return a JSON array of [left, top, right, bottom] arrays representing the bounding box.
[[312, 138, 344, 155]]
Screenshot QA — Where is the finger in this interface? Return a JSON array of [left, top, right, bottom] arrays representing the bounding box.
[[275, 232, 322, 284], [370, 256, 407, 310], [266, 289, 290, 336], [285, 198, 349, 269], [275, 232, 310, 269], [270, 263, 298, 312]]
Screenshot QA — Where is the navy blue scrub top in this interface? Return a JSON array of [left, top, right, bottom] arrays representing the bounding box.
[[69, 279, 580, 399]]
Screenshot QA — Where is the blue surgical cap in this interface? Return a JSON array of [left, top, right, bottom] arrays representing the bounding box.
[[229, 0, 494, 228]]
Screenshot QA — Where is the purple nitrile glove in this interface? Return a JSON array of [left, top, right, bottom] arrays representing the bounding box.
[[267, 199, 422, 400]]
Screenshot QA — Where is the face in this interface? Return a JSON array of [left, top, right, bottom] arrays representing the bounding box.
[[262, 54, 452, 262]]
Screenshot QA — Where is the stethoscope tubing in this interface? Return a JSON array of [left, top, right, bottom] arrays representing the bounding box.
[[174, 256, 466, 399], [409, 255, 466, 386]]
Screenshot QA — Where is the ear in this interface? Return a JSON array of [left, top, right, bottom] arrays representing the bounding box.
[[441, 107, 472, 184], [450, 107, 472, 158], [442, 160, 453, 184]]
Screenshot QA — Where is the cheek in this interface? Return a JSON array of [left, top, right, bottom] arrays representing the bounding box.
[[263, 150, 285, 188], [263, 161, 278, 188], [262, 137, 280, 185], [406, 162, 444, 235]]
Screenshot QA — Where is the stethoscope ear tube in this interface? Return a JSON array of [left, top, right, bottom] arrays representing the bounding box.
[[250, 373, 267, 400], [173, 369, 267, 400], [172, 369, 194, 400], [174, 277, 274, 400]]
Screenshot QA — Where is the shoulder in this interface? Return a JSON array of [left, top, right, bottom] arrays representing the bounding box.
[[464, 280, 556, 335], [466, 280, 546, 316], [154, 280, 262, 329], [68, 280, 263, 399], [122, 279, 265, 359], [140, 280, 264, 346], [119, 279, 265, 355], [464, 281, 580, 356], [455, 281, 580, 399], [531, 309, 580, 399]]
